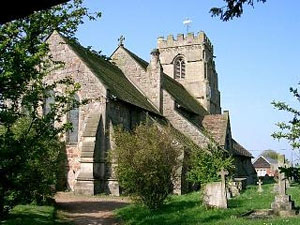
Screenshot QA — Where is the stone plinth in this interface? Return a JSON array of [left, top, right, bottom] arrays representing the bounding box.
[[74, 178, 101, 195], [271, 154, 296, 216], [271, 195, 296, 216], [203, 182, 227, 208]]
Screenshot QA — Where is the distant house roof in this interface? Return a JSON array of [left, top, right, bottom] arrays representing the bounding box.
[[232, 139, 253, 158], [253, 155, 278, 168], [60, 35, 159, 115], [202, 114, 228, 146]]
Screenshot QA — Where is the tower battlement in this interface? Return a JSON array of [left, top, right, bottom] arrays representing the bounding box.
[[157, 31, 213, 53]]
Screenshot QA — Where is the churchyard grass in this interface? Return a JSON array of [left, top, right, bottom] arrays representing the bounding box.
[[116, 182, 300, 225], [1, 205, 70, 225]]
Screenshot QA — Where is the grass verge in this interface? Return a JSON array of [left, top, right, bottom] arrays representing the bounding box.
[[116, 183, 300, 225], [1, 204, 70, 225]]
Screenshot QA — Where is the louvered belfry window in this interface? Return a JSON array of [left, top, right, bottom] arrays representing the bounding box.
[[174, 56, 185, 79]]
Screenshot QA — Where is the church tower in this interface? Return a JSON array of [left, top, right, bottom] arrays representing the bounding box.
[[157, 31, 221, 114]]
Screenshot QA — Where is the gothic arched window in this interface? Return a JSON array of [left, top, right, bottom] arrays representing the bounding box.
[[67, 94, 79, 144], [174, 56, 185, 79]]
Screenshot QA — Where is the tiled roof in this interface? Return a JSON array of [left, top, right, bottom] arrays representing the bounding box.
[[202, 115, 252, 158], [202, 114, 228, 146], [253, 156, 271, 168], [264, 156, 278, 165], [232, 139, 253, 158], [253, 156, 278, 168], [61, 35, 159, 115]]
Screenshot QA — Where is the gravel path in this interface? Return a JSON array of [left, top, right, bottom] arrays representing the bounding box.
[[55, 192, 130, 225]]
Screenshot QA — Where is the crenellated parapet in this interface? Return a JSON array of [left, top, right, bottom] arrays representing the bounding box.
[[157, 31, 213, 53]]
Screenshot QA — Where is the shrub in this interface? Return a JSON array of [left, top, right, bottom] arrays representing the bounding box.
[[111, 123, 180, 210], [0, 117, 66, 215], [187, 143, 234, 185]]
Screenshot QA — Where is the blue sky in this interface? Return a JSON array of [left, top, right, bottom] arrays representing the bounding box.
[[76, 0, 300, 161]]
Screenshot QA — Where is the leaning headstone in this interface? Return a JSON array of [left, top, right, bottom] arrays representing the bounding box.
[[257, 178, 263, 193], [271, 154, 296, 216], [203, 168, 228, 208], [228, 182, 239, 197], [228, 178, 245, 197]]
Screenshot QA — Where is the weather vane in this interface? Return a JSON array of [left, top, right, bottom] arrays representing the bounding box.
[[183, 18, 192, 33], [118, 35, 125, 46]]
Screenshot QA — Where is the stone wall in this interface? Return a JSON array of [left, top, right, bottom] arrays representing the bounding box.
[[162, 89, 209, 147], [47, 31, 108, 193], [157, 32, 221, 114], [234, 156, 257, 185], [104, 100, 148, 195]]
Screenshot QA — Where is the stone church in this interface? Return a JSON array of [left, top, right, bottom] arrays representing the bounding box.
[[46, 30, 257, 195]]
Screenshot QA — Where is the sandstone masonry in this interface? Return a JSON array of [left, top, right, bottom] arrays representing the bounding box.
[[46, 31, 257, 195]]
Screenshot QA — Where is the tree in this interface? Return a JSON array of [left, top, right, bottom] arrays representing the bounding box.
[[0, 0, 100, 218], [272, 84, 300, 149], [187, 144, 234, 185], [110, 123, 180, 210], [261, 150, 279, 160], [272, 84, 300, 183], [210, 0, 266, 21]]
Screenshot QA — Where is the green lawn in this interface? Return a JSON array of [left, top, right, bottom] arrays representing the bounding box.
[[1, 205, 70, 225], [116, 182, 300, 225]]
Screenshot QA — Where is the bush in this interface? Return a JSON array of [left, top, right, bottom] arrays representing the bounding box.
[[187, 143, 234, 185], [0, 117, 66, 216], [111, 123, 180, 210]]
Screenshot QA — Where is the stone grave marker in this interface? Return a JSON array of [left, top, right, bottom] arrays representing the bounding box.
[[257, 178, 263, 193], [271, 154, 296, 216], [203, 168, 228, 208]]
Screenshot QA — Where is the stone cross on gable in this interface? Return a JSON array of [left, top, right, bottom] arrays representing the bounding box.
[[218, 168, 229, 184], [118, 35, 125, 46]]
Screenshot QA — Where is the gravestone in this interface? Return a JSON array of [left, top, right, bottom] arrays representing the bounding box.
[[271, 154, 296, 216], [203, 168, 228, 208], [257, 178, 263, 193]]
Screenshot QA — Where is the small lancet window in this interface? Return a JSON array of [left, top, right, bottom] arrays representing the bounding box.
[[67, 94, 79, 144], [174, 56, 185, 79], [43, 90, 55, 115]]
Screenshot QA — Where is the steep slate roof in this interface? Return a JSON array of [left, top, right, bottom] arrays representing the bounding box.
[[232, 139, 253, 158], [61, 35, 159, 115], [162, 74, 208, 116], [120, 47, 208, 116], [122, 47, 149, 70], [202, 114, 228, 146]]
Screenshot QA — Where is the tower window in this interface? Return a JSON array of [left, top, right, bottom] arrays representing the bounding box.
[[174, 56, 185, 79]]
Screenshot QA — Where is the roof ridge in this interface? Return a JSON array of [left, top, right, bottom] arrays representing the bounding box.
[[122, 47, 149, 70], [56, 33, 159, 115]]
